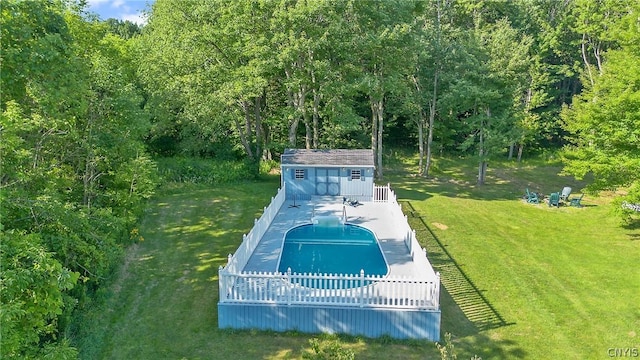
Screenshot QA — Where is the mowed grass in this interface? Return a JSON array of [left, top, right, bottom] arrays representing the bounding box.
[[73, 156, 640, 359], [387, 154, 640, 359], [72, 177, 436, 359]]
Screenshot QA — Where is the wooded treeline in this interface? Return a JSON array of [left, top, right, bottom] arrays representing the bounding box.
[[1, 0, 638, 357]]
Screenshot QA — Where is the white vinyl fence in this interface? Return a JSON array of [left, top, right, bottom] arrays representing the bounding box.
[[223, 185, 286, 274], [219, 182, 440, 311], [375, 184, 435, 279], [373, 183, 395, 203], [219, 269, 440, 310]]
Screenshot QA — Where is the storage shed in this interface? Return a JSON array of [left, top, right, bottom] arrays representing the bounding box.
[[281, 149, 375, 201]]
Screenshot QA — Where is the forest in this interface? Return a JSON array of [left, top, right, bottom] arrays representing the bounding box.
[[1, 0, 639, 358]]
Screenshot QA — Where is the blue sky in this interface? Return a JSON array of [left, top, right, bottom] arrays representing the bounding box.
[[87, 0, 155, 25]]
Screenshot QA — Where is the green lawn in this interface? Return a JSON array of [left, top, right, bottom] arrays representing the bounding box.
[[71, 179, 434, 359], [72, 157, 639, 359]]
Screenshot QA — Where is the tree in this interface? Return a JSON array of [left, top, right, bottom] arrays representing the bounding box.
[[441, 17, 531, 185], [409, 0, 459, 177], [0, 231, 79, 359], [1, 2, 157, 356], [138, 0, 275, 161], [347, 0, 416, 178], [561, 1, 640, 220]]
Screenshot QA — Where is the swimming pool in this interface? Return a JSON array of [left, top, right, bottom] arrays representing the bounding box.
[[277, 223, 389, 277]]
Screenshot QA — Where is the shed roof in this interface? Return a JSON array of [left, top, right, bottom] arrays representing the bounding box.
[[281, 149, 375, 167]]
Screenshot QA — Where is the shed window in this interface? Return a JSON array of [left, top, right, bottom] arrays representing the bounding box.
[[350, 169, 361, 180], [294, 169, 305, 180]]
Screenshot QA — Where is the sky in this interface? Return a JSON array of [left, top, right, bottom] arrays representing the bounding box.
[[87, 0, 155, 25]]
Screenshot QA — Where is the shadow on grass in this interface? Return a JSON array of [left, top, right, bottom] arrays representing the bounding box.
[[400, 201, 512, 331]]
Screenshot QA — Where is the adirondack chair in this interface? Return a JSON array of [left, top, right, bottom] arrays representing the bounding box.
[[525, 188, 539, 204], [548, 192, 560, 207], [569, 194, 584, 207], [560, 187, 572, 201]]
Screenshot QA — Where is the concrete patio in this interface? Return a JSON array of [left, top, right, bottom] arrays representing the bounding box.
[[244, 196, 435, 280]]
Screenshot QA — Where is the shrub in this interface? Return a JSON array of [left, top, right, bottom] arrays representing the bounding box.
[[156, 157, 258, 184], [302, 338, 355, 360]]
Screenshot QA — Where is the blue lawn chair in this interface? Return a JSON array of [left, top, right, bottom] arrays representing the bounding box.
[[525, 188, 539, 204], [569, 194, 584, 207]]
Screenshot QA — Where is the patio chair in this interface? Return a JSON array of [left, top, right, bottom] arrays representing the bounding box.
[[560, 187, 572, 201], [525, 188, 539, 204], [343, 197, 361, 207], [548, 192, 560, 207], [569, 194, 584, 207]]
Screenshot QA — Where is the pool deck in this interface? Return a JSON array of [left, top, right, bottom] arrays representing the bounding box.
[[244, 196, 434, 280]]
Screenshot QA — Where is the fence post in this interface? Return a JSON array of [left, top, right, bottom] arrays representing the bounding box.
[[359, 269, 365, 307], [435, 272, 441, 309], [287, 268, 292, 305], [219, 266, 224, 301]]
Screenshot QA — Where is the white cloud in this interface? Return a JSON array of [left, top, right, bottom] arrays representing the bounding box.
[[122, 13, 148, 25], [112, 0, 126, 9], [86, 0, 151, 24], [87, 0, 110, 5]]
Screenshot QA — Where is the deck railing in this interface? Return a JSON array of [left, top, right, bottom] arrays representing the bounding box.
[[219, 268, 440, 310], [373, 183, 395, 203], [223, 185, 286, 274]]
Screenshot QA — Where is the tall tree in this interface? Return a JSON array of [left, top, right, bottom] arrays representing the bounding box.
[[138, 0, 275, 161], [442, 17, 531, 185], [562, 1, 640, 221], [347, 0, 416, 178], [409, 0, 459, 177]]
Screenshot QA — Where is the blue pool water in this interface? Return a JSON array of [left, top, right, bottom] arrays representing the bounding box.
[[277, 223, 388, 277]]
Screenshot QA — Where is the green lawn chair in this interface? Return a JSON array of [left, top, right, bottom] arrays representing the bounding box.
[[548, 192, 560, 207], [569, 194, 584, 207], [526, 188, 539, 204]]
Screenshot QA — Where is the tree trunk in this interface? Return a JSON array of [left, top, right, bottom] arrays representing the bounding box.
[[285, 67, 307, 147], [376, 99, 384, 179], [288, 118, 299, 147], [517, 143, 523, 162], [417, 114, 424, 176], [312, 88, 320, 149], [83, 107, 97, 209], [478, 160, 487, 186], [425, 68, 438, 178], [303, 108, 312, 149], [581, 33, 595, 87], [254, 95, 263, 160], [411, 74, 425, 176], [425, 0, 442, 178], [370, 97, 378, 161], [310, 58, 320, 149], [508, 143, 514, 160], [477, 108, 490, 186], [236, 101, 254, 159]]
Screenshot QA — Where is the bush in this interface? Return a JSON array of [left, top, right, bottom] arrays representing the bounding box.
[[302, 338, 355, 360], [156, 157, 258, 184], [259, 159, 279, 175]]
